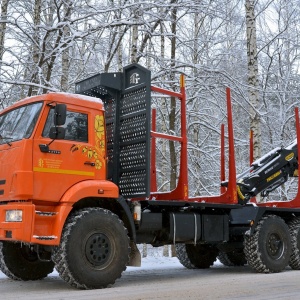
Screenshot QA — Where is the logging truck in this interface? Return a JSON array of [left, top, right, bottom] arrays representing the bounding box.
[[0, 63, 300, 289]]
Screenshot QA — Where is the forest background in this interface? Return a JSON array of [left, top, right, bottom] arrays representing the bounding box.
[[0, 0, 299, 201]]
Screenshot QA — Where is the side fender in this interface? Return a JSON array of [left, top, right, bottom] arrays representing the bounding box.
[[51, 180, 119, 245], [56, 181, 136, 243], [60, 180, 119, 204]]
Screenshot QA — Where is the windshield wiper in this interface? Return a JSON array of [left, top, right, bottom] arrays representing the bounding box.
[[0, 134, 13, 146]]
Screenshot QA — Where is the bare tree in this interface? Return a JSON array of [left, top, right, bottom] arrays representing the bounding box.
[[1, 0, 300, 202]]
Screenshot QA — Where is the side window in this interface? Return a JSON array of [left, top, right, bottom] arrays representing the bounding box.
[[42, 108, 88, 142]]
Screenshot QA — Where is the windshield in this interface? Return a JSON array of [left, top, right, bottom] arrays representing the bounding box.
[[0, 102, 43, 145]]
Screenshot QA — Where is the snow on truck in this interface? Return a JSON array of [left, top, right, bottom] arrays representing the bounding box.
[[0, 63, 300, 289]]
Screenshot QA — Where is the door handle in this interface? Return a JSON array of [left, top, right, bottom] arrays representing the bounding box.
[[84, 161, 95, 167]]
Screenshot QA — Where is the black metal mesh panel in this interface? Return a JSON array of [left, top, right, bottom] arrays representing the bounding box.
[[118, 86, 150, 198], [121, 88, 148, 116], [75, 64, 151, 199], [119, 169, 147, 197], [103, 97, 116, 181]]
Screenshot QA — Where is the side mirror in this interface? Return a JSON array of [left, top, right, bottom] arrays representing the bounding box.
[[49, 126, 66, 139], [54, 104, 67, 126]]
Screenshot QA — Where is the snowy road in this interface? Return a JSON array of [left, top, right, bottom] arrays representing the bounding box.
[[1, 257, 300, 299]]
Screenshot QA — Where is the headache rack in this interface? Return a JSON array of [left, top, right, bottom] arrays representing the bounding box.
[[75, 64, 151, 199]]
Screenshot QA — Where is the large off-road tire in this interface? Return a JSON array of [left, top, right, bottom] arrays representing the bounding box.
[[176, 243, 218, 269], [244, 215, 291, 273], [0, 241, 54, 280], [52, 208, 130, 289], [218, 249, 246, 266], [288, 216, 300, 269]]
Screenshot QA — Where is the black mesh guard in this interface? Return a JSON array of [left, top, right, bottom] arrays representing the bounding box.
[[103, 97, 116, 182], [75, 64, 151, 199], [118, 85, 150, 198]]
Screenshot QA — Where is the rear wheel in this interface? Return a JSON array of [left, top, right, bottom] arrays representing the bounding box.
[[288, 217, 300, 269], [176, 243, 218, 269], [0, 241, 54, 280], [218, 249, 246, 266], [52, 207, 130, 289], [244, 215, 291, 273]]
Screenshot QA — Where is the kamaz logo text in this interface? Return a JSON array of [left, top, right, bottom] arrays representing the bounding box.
[[130, 73, 140, 85]]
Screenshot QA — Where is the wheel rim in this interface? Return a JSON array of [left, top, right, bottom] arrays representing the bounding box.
[[85, 233, 112, 267], [267, 233, 284, 260]]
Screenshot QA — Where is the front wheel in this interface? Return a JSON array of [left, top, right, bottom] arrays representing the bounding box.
[[176, 243, 218, 269], [244, 215, 291, 273], [52, 208, 130, 289], [0, 242, 54, 280]]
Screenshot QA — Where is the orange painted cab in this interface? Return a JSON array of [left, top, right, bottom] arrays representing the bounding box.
[[0, 93, 119, 245]]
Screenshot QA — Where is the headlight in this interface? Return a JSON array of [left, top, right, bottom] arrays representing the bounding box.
[[6, 210, 23, 222]]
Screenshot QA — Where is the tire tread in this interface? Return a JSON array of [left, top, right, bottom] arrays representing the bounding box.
[[244, 214, 290, 273], [52, 207, 130, 289]]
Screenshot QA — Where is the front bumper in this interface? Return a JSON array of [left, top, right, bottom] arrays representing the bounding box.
[[0, 203, 35, 243], [0, 202, 72, 245]]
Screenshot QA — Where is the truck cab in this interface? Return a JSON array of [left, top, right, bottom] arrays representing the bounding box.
[[0, 92, 119, 245]]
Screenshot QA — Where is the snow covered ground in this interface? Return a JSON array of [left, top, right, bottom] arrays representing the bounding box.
[[2, 249, 300, 300], [0, 256, 182, 279], [0, 245, 222, 279]]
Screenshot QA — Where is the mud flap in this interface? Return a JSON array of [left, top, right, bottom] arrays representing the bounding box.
[[128, 241, 141, 267]]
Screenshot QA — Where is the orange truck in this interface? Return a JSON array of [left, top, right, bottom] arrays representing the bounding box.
[[0, 63, 300, 289]]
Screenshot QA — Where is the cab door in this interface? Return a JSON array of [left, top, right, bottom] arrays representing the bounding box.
[[32, 103, 105, 202]]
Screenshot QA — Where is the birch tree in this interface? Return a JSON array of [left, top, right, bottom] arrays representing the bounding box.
[[60, 0, 72, 91], [0, 0, 9, 107], [245, 0, 261, 160], [169, 0, 178, 190], [27, 0, 42, 96], [130, 0, 139, 63], [0, 0, 9, 68]]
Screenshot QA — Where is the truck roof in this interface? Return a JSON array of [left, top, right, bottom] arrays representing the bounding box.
[[1, 92, 104, 114]]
